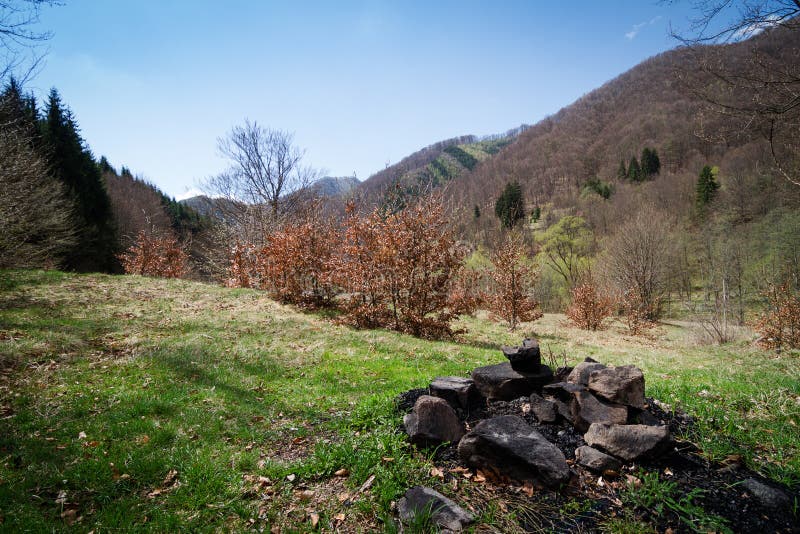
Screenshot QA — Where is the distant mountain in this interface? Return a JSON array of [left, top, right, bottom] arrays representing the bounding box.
[[357, 125, 529, 202], [179, 176, 359, 222], [308, 175, 360, 197]]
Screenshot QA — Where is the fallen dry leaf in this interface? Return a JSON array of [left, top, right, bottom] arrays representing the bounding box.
[[309, 512, 319, 528], [61, 508, 79, 525], [334, 468, 349, 477], [522, 482, 535, 497], [78, 431, 87, 440], [430, 467, 444, 479], [334, 513, 345, 521], [359, 474, 376, 493]]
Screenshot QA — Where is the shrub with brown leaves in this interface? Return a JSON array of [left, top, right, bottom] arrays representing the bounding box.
[[119, 230, 189, 279], [225, 241, 257, 288], [330, 196, 467, 338], [255, 218, 338, 307], [755, 280, 800, 350], [566, 280, 615, 331], [621, 287, 658, 335], [484, 235, 543, 331]]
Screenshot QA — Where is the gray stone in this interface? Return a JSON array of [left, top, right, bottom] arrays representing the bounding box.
[[458, 415, 571, 487], [529, 393, 558, 423], [588, 365, 646, 409], [571, 390, 628, 433], [742, 478, 791, 510], [567, 361, 607, 386], [397, 486, 475, 532], [502, 338, 541, 372], [575, 445, 622, 473], [629, 408, 661, 426], [471, 362, 553, 401], [553, 398, 575, 424], [403, 395, 465, 446], [429, 376, 478, 410], [542, 381, 584, 403], [584, 423, 671, 461]]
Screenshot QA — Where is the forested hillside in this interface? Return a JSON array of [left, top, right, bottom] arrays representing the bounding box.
[[357, 127, 527, 207], [451, 23, 800, 234]]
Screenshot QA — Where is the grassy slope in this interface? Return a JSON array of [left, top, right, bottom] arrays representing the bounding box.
[[0, 271, 798, 532]]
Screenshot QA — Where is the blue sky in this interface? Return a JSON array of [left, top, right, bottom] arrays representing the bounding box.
[[28, 1, 699, 199]]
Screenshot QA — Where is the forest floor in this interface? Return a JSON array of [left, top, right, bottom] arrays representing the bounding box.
[[0, 270, 798, 532]]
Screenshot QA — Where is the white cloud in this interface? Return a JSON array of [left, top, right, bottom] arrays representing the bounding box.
[[731, 14, 781, 40], [625, 15, 662, 40]]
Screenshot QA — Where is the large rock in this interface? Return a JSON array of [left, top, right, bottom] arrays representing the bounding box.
[[542, 382, 584, 403], [567, 361, 607, 386], [571, 390, 628, 433], [403, 395, 465, 446], [458, 415, 571, 487], [429, 376, 478, 410], [502, 338, 541, 372], [529, 393, 558, 423], [584, 423, 671, 461], [575, 445, 621, 473], [588, 365, 646, 409], [741, 478, 791, 510], [471, 362, 553, 401], [397, 486, 475, 532]]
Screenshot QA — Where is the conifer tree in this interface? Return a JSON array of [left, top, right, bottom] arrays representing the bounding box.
[[627, 156, 641, 181], [617, 159, 627, 180], [41, 88, 119, 272], [696, 165, 719, 207], [494, 181, 525, 229], [640, 147, 661, 178]]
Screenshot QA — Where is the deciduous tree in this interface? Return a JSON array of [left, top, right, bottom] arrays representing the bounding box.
[[484, 235, 543, 330]]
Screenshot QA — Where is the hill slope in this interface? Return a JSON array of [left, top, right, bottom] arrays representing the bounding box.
[[358, 126, 528, 203], [450, 25, 800, 223], [0, 271, 797, 531]]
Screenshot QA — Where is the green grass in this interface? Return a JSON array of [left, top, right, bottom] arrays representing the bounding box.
[[0, 270, 798, 531], [621, 470, 730, 533]]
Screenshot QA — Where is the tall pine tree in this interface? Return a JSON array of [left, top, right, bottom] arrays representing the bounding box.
[[617, 159, 627, 180], [696, 165, 719, 208], [41, 88, 119, 272], [627, 156, 641, 181], [495, 181, 525, 229], [640, 147, 661, 178]]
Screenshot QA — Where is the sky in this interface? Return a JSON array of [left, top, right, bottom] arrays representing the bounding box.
[[25, 1, 702, 199]]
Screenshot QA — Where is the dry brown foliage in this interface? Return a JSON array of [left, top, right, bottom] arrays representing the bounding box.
[[755, 280, 800, 349], [225, 241, 257, 288], [621, 287, 658, 336], [330, 196, 467, 338], [447, 268, 483, 317], [119, 230, 189, 279], [484, 235, 543, 331], [255, 218, 338, 308], [566, 280, 615, 331]]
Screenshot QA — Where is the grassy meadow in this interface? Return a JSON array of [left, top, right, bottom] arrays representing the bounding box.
[[0, 270, 798, 532]]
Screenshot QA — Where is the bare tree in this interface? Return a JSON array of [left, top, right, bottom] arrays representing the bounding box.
[[671, 0, 800, 185], [204, 120, 316, 243], [0, 111, 76, 268], [600, 207, 672, 319], [1, 0, 57, 81]]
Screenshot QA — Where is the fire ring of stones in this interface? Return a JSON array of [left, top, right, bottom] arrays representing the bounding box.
[[397, 338, 673, 530]]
